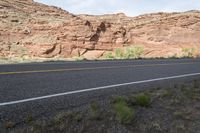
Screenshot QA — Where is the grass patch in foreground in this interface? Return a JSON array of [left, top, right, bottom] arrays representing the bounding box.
[[89, 102, 102, 120], [134, 93, 151, 107], [113, 96, 134, 124]]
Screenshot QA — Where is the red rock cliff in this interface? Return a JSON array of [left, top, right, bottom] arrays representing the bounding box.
[[0, 0, 200, 59]]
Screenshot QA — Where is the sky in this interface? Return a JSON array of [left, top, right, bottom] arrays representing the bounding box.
[[34, 0, 200, 17]]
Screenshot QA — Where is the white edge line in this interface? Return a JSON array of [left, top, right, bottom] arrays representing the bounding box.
[[1, 72, 200, 107]]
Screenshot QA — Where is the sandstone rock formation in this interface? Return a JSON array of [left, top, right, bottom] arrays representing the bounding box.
[[0, 0, 200, 59]]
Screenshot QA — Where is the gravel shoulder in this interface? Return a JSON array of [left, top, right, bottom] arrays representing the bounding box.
[[3, 79, 200, 133]]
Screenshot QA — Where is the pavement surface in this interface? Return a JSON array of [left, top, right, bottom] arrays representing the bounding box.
[[0, 58, 200, 130]]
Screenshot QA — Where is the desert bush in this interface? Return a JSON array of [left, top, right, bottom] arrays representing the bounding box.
[[111, 96, 128, 103], [135, 93, 151, 107], [104, 45, 144, 59], [182, 48, 196, 57], [114, 99, 134, 124], [73, 56, 86, 61], [115, 48, 124, 59], [112, 96, 134, 124], [104, 52, 114, 59], [124, 46, 144, 59]]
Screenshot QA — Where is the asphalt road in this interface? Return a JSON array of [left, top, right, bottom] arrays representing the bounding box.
[[1, 58, 200, 130]]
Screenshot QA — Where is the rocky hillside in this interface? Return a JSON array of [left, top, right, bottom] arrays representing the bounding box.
[[0, 0, 200, 59]]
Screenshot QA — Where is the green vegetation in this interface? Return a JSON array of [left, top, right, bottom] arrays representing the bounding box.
[[113, 97, 134, 124], [182, 48, 196, 57], [53, 111, 71, 124], [89, 102, 102, 120], [104, 45, 144, 59], [115, 48, 124, 59], [53, 111, 82, 125], [73, 56, 86, 61], [111, 96, 128, 104], [124, 46, 144, 59], [134, 93, 151, 107], [104, 51, 114, 59]]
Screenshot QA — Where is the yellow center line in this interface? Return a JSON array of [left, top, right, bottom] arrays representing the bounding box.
[[0, 62, 198, 75]]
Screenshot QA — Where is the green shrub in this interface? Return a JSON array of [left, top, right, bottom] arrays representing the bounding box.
[[104, 45, 144, 60], [182, 48, 196, 57], [111, 96, 128, 104], [74, 56, 86, 61], [115, 48, 124, 59], [114, 100, 134, 124], [124, 46, 144, 59], [135, 93, 151, 107], [105, 52, 114, 59]]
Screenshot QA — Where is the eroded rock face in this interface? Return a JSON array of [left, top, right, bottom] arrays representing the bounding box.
[[0, 0, 200, 59]]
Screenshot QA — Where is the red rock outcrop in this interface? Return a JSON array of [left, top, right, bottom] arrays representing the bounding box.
[[0, 0, 199, 59]]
